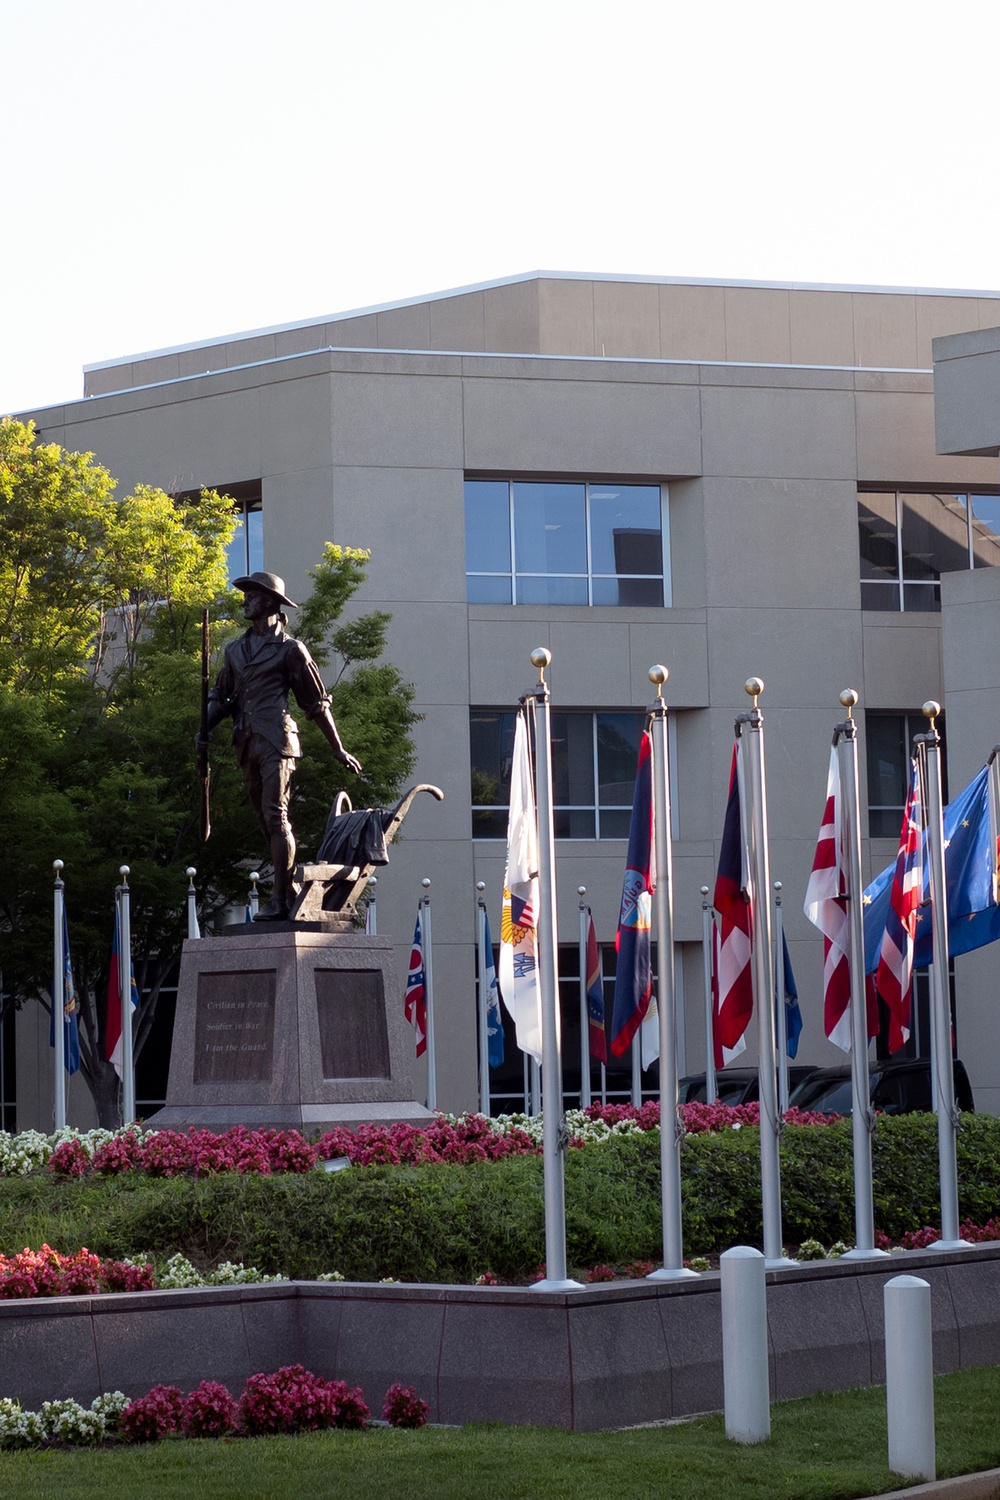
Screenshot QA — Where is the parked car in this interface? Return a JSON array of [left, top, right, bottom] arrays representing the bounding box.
[[787, 1057, 974, 1116], [678, 1065, 819, 1107]]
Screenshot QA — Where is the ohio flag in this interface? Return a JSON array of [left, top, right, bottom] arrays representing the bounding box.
[[404, 909, 427, 1056]]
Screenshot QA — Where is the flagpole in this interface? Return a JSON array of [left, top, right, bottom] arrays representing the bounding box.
[[916, 702, 967, 1250], [528, 648, 582, 1291], [476, 882, 491, 1116], [366, 875, 377, 934], [421, 878, 437, 1112], [700, 886, 717, 1103], [119, 866, 136, 1126], [835, 695, 887, 1259], [739, 680, 791, 1267], [578, 887, 591, 1109], [647, 667, 698, 1280], [773, 883, 789, 1114], [53, 860, 67, 1130], [249, 870, 260, 920], [186, 867, 200, 940]]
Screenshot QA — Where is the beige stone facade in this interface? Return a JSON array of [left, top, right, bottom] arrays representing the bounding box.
[[14, 272, 1000, 1126]]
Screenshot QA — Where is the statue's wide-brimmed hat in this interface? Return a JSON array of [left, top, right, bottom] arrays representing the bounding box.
[[233, 571, 299, 609]]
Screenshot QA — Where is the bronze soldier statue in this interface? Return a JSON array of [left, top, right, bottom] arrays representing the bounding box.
[[199, 571, 362, 920]]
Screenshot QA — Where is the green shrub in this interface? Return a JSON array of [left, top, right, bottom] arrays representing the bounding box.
[[1, 1114, 999, 1279]]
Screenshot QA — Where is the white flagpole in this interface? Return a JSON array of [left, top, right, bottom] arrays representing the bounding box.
[[421, 878, 437, 1112], [701, 886, 717, 1103], [366, 875, 377, 934], [773, 883, 789, 1114], [476, 882, 491, 1116], [835, 695, 887, 1259], [631, 1045, 642, 1106], [186, 867, 201, 940], [523, 1053, 531, 1114], [528, 648, 581, 1291], [53, 860, 66, 1130], [916, 702, 967, 1249], [119, 866, 136, 1126], [249, 871, 260, 920], [739, 680, 791, 1267], [648, 667, 698, 1280], [578, 887, 591, 1109]]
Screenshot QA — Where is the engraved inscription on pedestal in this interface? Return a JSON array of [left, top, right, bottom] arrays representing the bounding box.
[[315, 969, 390, 1080], [194, 971, 276, 1083]]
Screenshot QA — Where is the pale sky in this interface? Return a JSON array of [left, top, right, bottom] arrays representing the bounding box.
[[3, 0, 998, 417]]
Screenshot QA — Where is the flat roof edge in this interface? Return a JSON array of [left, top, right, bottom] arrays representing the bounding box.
[[82, 270, 1000, 374]]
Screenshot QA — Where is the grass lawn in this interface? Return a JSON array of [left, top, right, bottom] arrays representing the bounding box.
[[2, 1366, 999, 1500]]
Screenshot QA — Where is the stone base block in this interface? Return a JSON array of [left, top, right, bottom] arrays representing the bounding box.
[[148, 930, 430, 1134]]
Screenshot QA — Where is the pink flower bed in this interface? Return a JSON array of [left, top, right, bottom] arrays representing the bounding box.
[[43, 1108, 840, 1185], [315, 1114, 538, 1168], [581, 1101, 840, 1133], [0, 1245, 153, 1300], [108, 1370, 426, 1443]]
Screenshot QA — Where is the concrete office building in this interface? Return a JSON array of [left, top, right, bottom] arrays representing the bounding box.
[[10, 272, 1000, 1127]]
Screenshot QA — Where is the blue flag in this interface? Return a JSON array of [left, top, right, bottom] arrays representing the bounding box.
[[781, 936, 803, 1059], [50, 910, 81, 1075], [611, 730, 653, 1056], [483, 909, 504, 1068], [864, 764, 1000, 972]]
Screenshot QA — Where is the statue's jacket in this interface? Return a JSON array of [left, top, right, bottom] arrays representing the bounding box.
[[209, 626, 331, 764]]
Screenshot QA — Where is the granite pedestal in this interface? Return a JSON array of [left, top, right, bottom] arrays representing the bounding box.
[[150, 930, 433, 1133]]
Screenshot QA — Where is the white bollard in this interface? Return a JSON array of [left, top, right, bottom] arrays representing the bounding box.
[[885, 1274, 935, 1481], [721, 1245, 770, 1443]]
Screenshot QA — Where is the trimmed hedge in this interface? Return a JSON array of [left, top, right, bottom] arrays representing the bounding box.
[[1, 1116, 998, 1280]]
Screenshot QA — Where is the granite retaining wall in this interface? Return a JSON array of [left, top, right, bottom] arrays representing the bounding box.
[[3, 1244, 1000, 1431]]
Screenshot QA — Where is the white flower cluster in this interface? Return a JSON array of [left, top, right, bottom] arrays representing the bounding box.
[[316, 1271, 346, 1282], [0, 1392, 128, 1449], [489, 1110, 645, 1145], [0, 1126, 132, 1176], [156, 1252, 284, 1289]]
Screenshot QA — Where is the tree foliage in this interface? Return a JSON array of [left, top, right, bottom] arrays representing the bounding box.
[[0, 421, 418, 1127]]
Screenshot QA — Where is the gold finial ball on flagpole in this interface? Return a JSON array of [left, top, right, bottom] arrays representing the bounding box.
[[186, 866, 196, 880], [839, 689, 859, 713], [53, 859, 64, 873], [648, 664, 668, 685], [923, 700, 942, 725], [120, 865, 130, 879], [530, 647, 551, 681], [744, 676, 764, 703]]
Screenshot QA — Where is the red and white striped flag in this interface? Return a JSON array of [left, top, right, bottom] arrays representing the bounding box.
[[804, 742, 878, 1051], [711, 913, 747, 1071], [803, 745, 852, 1050], [875, 758, 922, 1052], [713, 742, 754, 1055]]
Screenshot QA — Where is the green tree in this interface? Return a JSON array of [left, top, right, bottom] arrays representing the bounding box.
[[0, 421, 418, 1128]]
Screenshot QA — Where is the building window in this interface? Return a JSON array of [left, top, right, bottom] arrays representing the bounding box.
[[173, 479, 263, 584], [859, 489, 1000, 612], [465, 480, 669, 606], [866, 711, 946, 838], [471, 709, 678, 839]]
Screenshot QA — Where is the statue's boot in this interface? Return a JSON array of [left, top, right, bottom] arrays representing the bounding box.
[[253, 828, 296, 921]]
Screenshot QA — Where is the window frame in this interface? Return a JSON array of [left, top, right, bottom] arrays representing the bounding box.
[[470, 708, 679, 841], [859, 487, 1000, 613], [465, 478, 671, 608]]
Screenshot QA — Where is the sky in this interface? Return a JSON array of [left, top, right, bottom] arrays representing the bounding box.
[[3, 0, 999, 417]]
